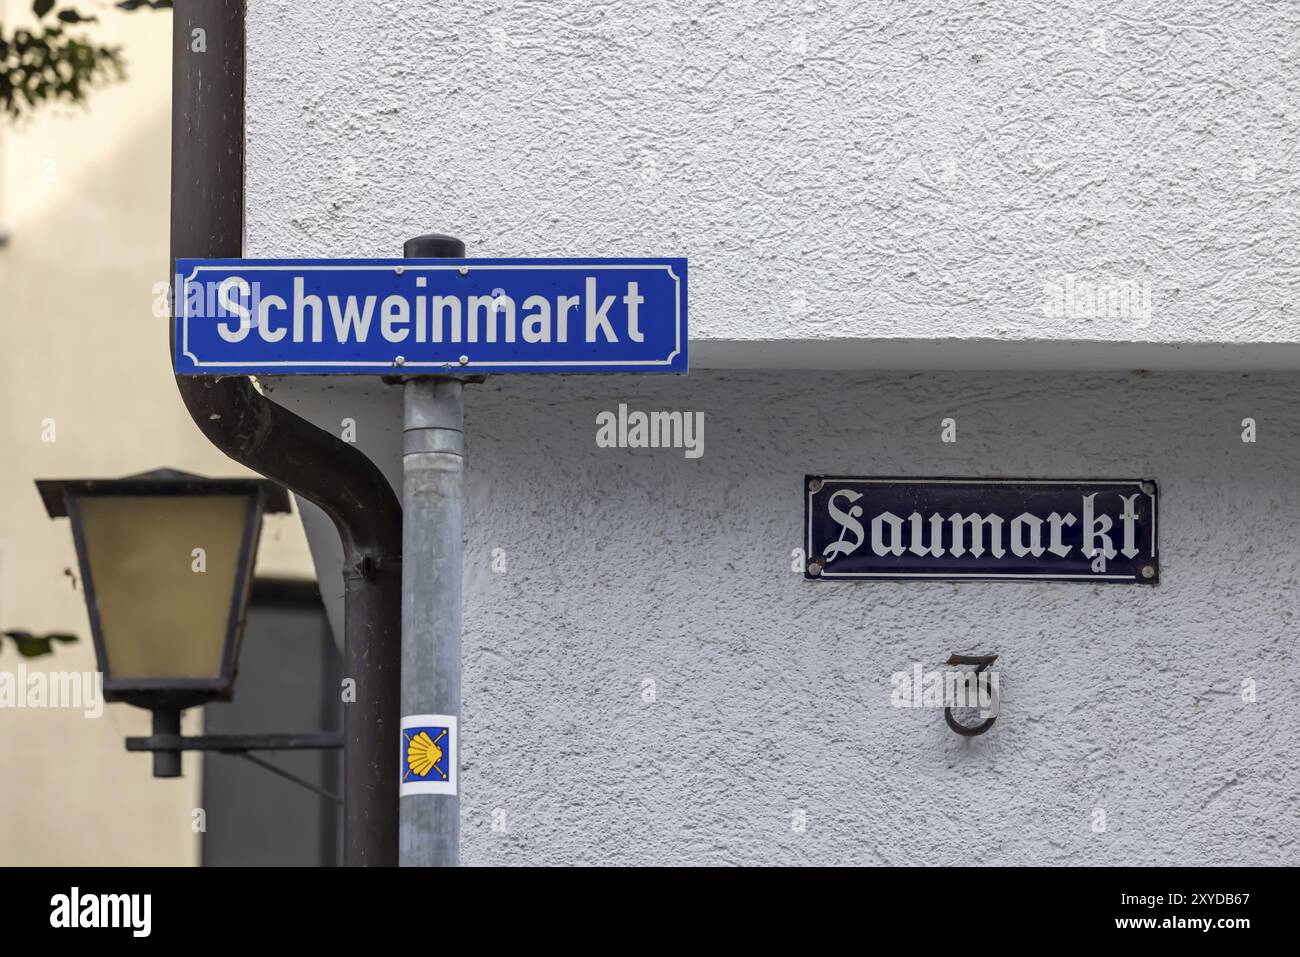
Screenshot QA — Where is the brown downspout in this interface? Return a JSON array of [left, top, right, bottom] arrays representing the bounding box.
[[168, 0, 399, 866]]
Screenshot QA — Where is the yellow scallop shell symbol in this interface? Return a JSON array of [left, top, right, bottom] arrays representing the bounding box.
[[406, 729, 447, 779]]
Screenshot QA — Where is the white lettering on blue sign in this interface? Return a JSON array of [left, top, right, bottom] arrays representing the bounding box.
[[174, 258, 687, 375]]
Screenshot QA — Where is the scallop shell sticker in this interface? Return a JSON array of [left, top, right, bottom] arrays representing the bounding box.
[[405, 729, 447, 780], [400, 715, 457, 796]]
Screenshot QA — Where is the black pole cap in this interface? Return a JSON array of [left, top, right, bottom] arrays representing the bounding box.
[[403, 233, 465, 258]]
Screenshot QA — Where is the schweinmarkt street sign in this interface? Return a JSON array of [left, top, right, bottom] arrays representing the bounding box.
[[805, 477, 1159, 583], [173, 258, 688, 375], [169, 243, 688, 868]]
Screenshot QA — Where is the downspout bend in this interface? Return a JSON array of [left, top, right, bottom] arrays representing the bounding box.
[[168, 0, 399, 865]]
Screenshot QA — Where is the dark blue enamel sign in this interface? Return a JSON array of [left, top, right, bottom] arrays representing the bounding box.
[[805, 478, 1158, 583], [174, 258, 687, 375]]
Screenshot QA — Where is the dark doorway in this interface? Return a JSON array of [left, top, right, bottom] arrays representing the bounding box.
[[201, 578, 342, 866]]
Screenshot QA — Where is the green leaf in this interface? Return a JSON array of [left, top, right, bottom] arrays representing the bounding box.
[[2, 630, 80, 658], [1, 20, 124, 118], [32, 0, 55, 19], [11, 636, 53, 657], [57, 10, 97, 23]]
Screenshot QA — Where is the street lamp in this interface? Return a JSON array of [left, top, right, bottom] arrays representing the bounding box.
[[35, 468, 290, 776]]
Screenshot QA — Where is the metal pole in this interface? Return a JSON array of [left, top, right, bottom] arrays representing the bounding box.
[[342, 549, 402, 864], [151, 709, 182, 778], [400, 234, 466, 867]]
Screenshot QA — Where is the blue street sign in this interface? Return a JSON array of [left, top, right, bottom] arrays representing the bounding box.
[[805, 477, 1159, 583], [174, 258, 688, 374]]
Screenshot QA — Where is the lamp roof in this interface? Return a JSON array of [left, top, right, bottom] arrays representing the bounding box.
[[35, 468, 292, 518]]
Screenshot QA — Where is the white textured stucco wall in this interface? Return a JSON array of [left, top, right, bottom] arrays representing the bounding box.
[[269, 371, 1300, 865], [247, 0, 1299, 367], [243, 0, 1300, 864]]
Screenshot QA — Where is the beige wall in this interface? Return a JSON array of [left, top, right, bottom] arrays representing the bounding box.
[[0, 4, 315, 865]]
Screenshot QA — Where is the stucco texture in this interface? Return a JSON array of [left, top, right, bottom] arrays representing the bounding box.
[[242, 0, 1300, 865], [246, 0, 1297, 351], [443, 370, 1295, 865]]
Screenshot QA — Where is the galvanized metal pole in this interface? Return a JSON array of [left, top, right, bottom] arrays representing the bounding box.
[[400, 234, 466, 867]]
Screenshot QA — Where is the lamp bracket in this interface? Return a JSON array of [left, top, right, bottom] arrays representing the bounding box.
[[124, 731, 342, 753]]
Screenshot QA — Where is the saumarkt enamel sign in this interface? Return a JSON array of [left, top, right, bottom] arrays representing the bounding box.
[[804, 478, 1159, 583]]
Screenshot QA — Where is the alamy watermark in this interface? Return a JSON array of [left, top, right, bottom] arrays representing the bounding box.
[[596, 403, 704, 459], [1042, 274, 1151, 328], [50, 887, 150, 937], [891, 662, 999, 718], [0, 665, 103, 718]]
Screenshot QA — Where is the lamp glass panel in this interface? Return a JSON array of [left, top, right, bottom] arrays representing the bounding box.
[[75, 494, 251, 680]]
